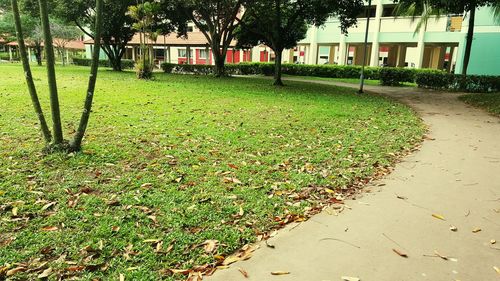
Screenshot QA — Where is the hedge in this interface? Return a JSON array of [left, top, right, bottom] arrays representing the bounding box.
[[72, 58, 135, 69], [416, 71, 500, 93], [161, 62, 381, 80], [160, 62, 499, 93]]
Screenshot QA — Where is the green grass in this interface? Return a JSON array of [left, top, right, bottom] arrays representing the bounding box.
[[0, 64, 424, 280], [459, 92, 500, 116]]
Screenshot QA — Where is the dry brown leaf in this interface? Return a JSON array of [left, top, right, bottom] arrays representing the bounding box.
[[341, 277, 361, 281], [67, 266, 85, 272], [491, 240, 497, 245], [393, 248, 408, 258], [494, 266, 500, 274], [239, 206, 244, 216], [120, 273, 125, 281], [169, 269, 191, 275], [41, 202, 57, 211], [271, 271, 290, 275], [201, 239, 218, 254], [432, 214, 446, 221], [38, 267, 53, 278], [472, 228, 482, 233], [41, 226, 59, 232], [434, 250, 449, 260], [449, 225, 458, 232], [112, 226, 120, 232], [238, 267, 249, 278], [6, 267, 26, 276], [12, 207, 18, 216], [222, 255, 241, 266]]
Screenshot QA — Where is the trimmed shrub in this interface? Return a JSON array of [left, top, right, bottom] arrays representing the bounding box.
[[416, 71, 500, 93], [379, 67, 417, 86], [160, 62, 381, 80], [72, 58, 135, 69]]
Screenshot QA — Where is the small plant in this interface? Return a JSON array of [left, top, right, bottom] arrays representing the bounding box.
[[135, 58, 154, 79]]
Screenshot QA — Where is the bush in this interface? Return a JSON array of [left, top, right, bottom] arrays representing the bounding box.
[[160, 62, 381, 80], [416, 71, 500, 93], [72, 58, 135, 69], [379, 67, 417, 86]]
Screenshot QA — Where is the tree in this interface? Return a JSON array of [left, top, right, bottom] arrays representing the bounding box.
[[395, 0, 500, 76], [236, 0, 363, 86], [51, 20, 81, 66], [54, 0, 136, 71], [11, 0, 104, 152], [0, 6, 44, 65], [171, 0, 245, 77]]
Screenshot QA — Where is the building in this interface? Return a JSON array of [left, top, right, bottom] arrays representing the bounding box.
[[293, 1, 500, 75], [84, 3, 500, 76]]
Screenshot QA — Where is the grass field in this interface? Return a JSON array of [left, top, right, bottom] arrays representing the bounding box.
[[0, 64, 424, 280], [459, 92, 500, 116]]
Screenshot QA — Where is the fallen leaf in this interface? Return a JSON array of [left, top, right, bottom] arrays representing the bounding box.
[[12, 207, 18, 216], [239, 206, 244, 217], [120, 273, 125, 281], [140, 183, 153, 189], [222, 255, 241, 266], [491, 240, 496, 245], [170, 269, 191, 275], [38, 267, 52, 278], [238, 267, 249, 278], [494, 266, 500, 274], [325, 188, 335, 194], [432, 214, 446, 221], [41, 226, 59, 232], [67, 266, 85, 272], [434, 250, 449, 260], [201, 239, 218, 254], [6, 267, 27, 276], [393, 248, 408, 258], [341, 277, 360, 281], [41, 202, 57, 211], [112, 226, 120, 232], [450, 225, 458, 232], [472, 228, 482, 233], [271, 271, 290, 275]]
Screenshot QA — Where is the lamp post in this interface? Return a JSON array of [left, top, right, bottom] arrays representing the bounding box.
[[358, 0, 372, 94]]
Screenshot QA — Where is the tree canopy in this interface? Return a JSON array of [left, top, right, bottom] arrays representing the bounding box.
[[236, 0, 363, 85]]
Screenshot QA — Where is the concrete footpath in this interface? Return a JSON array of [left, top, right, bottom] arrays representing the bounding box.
[[207, 79, 500, 281]]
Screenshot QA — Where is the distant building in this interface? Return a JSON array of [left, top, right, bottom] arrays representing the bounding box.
[[84, 2, 500, 75]]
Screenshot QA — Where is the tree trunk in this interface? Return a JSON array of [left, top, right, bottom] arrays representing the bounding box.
[[273, 49, 284, 86], [102, 44, 124, 71], [39, 0, 64, 145], [462, 4, 476, 76], [70, 0, 104, 152], [34, 42, 42, 66], [212, 44, 226, 77], [10, 0, 52, 143]]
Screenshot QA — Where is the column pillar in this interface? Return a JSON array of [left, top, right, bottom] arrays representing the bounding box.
[[309, 26, 319, 65], [186, 46, 191, 64], [370, 0, 384, 67], [415, 25, 426, 68], [338, 34, 347, 65], [9, 45, 13, 61]]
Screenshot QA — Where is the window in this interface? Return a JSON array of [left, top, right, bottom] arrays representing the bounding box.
[[382, 5, 397, 17], [199, 49, 208, 59], [178, 49, 187, 58], [357, 6, 376, 18]]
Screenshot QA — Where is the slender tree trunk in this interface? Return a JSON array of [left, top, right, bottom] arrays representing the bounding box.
[[273, 48, 284, 86], [70, 0, 104, 151], [462, 3, 476, 76], [34, 42, 42, 66], [39, 0, 64, 145], [10, 0, 52, 143]]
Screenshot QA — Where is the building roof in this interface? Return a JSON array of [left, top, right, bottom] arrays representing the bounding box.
[[6, 39, 85, 50], [0, 37, 6, 44], [84, 32, 237, 47]]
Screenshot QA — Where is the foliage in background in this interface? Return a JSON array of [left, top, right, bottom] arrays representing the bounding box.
[[459, 92, 500, 116], [171, 0, 245, 77], [53, 0, 136, 71], [236, 0, 364, 86]]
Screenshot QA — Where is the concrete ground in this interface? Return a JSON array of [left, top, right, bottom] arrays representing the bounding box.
[[207, 80, 500, 281]]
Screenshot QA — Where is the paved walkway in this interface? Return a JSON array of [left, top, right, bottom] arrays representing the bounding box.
[[208, 79, 500, 281]]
